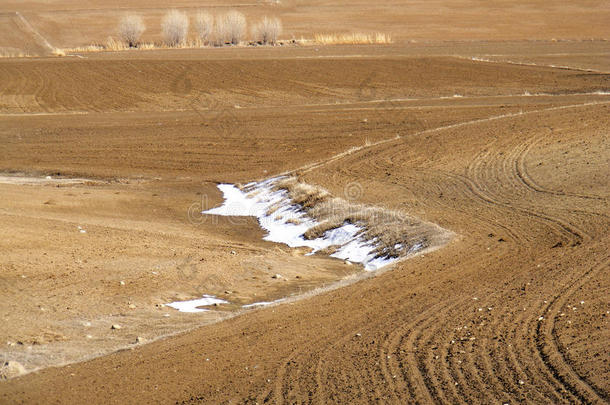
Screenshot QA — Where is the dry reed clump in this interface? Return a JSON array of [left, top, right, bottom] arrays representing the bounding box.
[[105, 36, 128, 51], [0, 50, 34, 58], [162, 9, 189, 46], [274, 177, 446, 259], [313, 32, 392, 45], [252, 16, 282, 45], [118, 14, 145, 47]]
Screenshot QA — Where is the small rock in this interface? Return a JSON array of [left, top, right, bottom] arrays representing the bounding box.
[[272, 274, 282, 279], [119, 280, 125, 286], [85, 334, 93, 339], [128, 304, 136, 309], [344, 260, 352, 266], [519, 379, 525, 385], [135, 336, 145, 344], [111, 324, 122, 330], [0, 361, 26, 379], [82, 321, 92, 327], [224, 290, 232, 295], [230, 250, 237, 255], [355, 333, 362, 337]]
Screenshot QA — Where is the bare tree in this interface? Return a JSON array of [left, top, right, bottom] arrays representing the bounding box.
[[222, 10, 246, 45], [195, 11, 214, 46], [161, 9, 189, 46], [252, 16, 282, 45], [118, 14, 145, 47]]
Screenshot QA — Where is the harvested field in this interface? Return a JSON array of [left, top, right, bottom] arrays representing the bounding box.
[[0, 0, 609, 403]]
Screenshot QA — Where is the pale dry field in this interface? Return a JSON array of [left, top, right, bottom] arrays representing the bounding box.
[[0, 0, 609, 403]]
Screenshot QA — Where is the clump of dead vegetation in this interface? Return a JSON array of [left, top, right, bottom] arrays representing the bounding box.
[[274, 177, 448, 259], [313, 32, 392, 45]]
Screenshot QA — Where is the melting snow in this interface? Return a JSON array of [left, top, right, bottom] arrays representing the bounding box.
[[242, 298, 286, 308], [204, 178, 412, 270], [166, 295, 228, 313]]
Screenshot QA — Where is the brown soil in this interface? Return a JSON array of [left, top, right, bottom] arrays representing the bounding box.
[[0, 1, 609, 403]]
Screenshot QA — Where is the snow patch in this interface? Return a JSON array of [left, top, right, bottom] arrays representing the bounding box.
[[242, 298, 286, 308], [204, 178, 416, 270], [166, 295, 228, 313]]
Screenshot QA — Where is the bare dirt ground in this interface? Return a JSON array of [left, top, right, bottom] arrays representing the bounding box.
[[0, 0, 609, 403]]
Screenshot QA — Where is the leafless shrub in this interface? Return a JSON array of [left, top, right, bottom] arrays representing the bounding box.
[[195, 11, 214, 46], [162, 9, 189, 47], [220, 10, 246, 45], [118, 14, 145, 47], [252, 16, 282, 45]]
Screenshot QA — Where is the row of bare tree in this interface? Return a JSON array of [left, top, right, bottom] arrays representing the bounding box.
[[119, 10, 282, 48]]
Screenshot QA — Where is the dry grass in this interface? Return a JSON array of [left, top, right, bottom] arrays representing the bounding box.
[[313, 32, 392, 45], [275, 177, 447, 259], [0, 50, 34, 58]]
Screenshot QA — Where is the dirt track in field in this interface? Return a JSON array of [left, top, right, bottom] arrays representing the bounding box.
[[0, 0, 609, 401]]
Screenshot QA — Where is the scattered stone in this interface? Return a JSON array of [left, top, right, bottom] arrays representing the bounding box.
[[0, 361, 26, 379], [135, 336, 145, 344], [128, 304, 136, 309], [119, 280, 125, 286], [111, 324, 122, 330], [538, 316, 544, 321], [355, 333, 362, 337], [272, 274, 282, 279], [518, 379, 525, 385], [224, 291, 232, 295], [344, 260, 352, 266], [230, 250, 237, 255], [82, 321, 92, 327], [85, 334, 93, 339]]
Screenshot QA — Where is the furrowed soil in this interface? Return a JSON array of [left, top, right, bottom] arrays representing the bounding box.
[[0, 1, 609, 403]]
